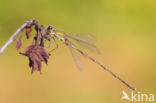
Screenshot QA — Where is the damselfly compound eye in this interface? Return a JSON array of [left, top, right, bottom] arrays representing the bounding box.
[[47, 25, 53, 31]]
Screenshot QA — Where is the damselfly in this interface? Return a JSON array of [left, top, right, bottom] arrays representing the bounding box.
[[44, 25, 136, 91]]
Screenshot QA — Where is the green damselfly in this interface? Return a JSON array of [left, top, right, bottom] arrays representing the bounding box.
[[44, 25, 136, 91]]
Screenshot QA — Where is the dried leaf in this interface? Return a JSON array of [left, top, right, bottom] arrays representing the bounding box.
[[23, 44, 50, 74], [16, 37, 22, 50], [25, 24, 32, 39]]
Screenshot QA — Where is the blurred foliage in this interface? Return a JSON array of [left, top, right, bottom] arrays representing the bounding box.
[[0, 0, 156, 103]]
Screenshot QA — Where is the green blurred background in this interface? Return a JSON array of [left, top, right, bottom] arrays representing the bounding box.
[[0, 0, 156, 103]]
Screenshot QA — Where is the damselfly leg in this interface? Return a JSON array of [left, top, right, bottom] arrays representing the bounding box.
[[48, 37, 58, 53]]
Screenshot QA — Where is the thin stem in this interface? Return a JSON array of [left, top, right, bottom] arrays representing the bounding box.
[[0, 20, 33, 55]]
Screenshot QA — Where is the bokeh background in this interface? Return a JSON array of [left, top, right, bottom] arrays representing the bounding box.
[[0, 0, 156, 103]]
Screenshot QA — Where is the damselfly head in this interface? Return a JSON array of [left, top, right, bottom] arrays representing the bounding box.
[[46, 25, 56, 36], [47, 25, 53, 31]]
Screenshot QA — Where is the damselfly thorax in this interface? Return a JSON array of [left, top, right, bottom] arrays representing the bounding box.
[[55, 30, 67, 42]]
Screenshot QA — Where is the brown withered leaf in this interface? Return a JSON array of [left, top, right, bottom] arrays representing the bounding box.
[[22, 44, 50, 74], [16, 36, 22, 50], [25, 24, 32, 39]]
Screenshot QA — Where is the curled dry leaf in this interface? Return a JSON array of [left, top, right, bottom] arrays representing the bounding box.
[[16, 37, 22, 50], [25, 24, 32, 39], [22, 44, 50, 74]]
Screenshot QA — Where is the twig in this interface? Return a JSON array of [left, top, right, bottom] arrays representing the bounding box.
[[0, 20, 33, 55]]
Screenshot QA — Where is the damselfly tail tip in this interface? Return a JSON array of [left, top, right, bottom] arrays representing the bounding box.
[[128, 83, 136, 91]]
